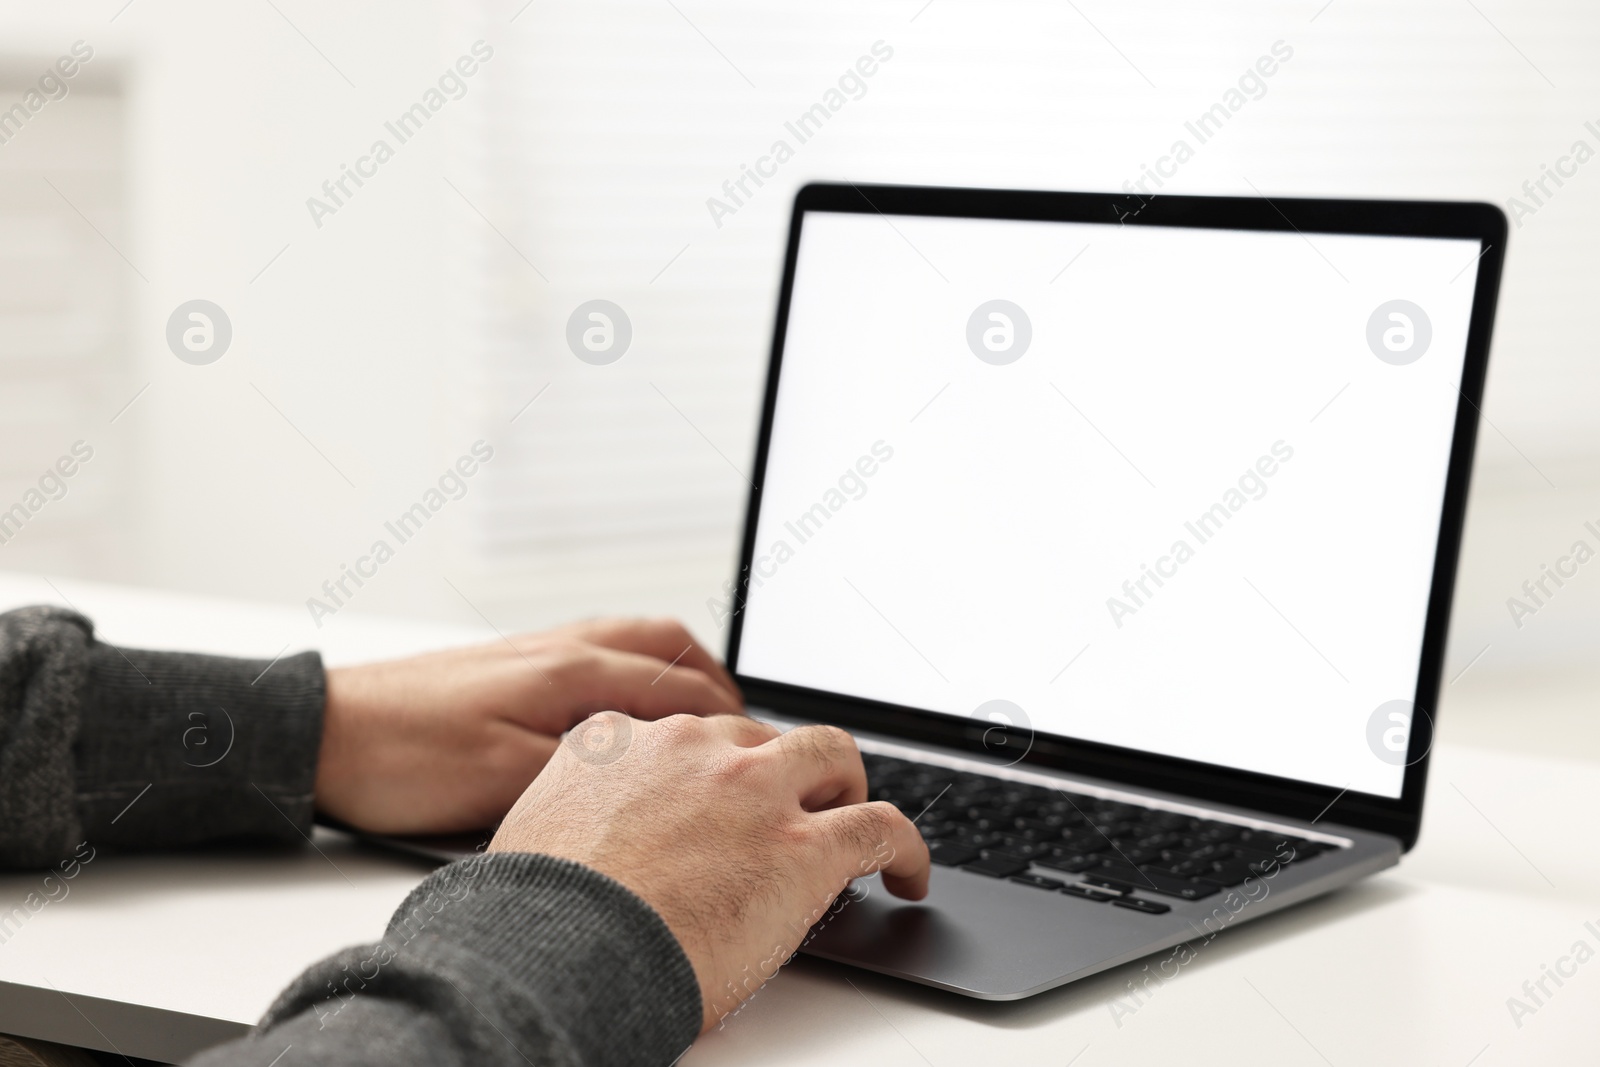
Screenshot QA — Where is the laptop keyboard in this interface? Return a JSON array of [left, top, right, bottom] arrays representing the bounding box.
[[863, 752, 1337, 915]]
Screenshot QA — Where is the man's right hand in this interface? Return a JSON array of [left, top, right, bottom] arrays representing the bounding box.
[[488, 713, 931, 1032]]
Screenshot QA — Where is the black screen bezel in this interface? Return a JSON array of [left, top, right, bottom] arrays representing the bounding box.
[[725, 182, 1506, 851]]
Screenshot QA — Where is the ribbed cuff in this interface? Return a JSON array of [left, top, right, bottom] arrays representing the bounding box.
[[0, 606, 94, 867], [382, 852, 702, 1066], [75, 642, 326, 850]]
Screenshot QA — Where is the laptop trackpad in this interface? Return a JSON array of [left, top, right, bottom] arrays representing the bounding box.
[[801, 866, 1184, 1000]]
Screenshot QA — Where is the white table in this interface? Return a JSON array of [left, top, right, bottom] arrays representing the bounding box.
[[0, 573, 1595, 1065]]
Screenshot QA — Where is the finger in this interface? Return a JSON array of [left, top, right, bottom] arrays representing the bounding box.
[[811, 801, 930, 901], [558, 618, 741, 702], [697, 713, 782, 748], [765, 724, 868, 811], [553, 646, 744, 724], [586, 619, 741, 702]]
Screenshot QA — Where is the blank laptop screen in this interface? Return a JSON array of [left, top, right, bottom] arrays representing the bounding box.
[[734, 209, 1480, 799]]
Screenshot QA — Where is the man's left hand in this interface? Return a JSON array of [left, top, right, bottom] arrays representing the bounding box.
[[312, 617, 743, 834]]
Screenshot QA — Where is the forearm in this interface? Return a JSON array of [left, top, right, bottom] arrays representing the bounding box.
[[0, 606, 326, 868], [189, 853, 702, 1067]]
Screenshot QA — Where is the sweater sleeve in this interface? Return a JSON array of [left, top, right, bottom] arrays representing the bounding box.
[[188, 852, 704, 1067], [0, 605, 326, 868]]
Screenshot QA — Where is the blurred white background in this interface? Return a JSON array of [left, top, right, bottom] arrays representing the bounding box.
[[0, 0, 1596, 758]]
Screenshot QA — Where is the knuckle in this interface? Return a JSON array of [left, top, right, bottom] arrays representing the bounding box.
[[707, 747, 759, 786], [651, 712, 702, 740], [785, 728, 826, 767], [814, 724, 857, 754], [855, 804, 908, 859], [832, 804, 888, 851], [789, 724, 856, 764], [859, 800, 903, 836], [508, 633, 553, 661], [564, 711, 634, 767], [543, 640, 595, 676], [631, 616, 677, 643], [650, 615, 690, 638]]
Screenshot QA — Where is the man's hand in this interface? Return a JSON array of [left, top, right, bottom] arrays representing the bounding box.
[[489, 713, 931, 1032], [314, 618, 742, 835]]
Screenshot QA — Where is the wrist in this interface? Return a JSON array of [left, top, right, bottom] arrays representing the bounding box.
[[312, 666, 358, 825]]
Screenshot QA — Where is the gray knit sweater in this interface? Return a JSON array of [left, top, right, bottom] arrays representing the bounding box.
[[0, 606, 701, 1066]]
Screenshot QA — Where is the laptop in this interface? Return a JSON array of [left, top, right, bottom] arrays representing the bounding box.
[[719, 182, 1506, 999]]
